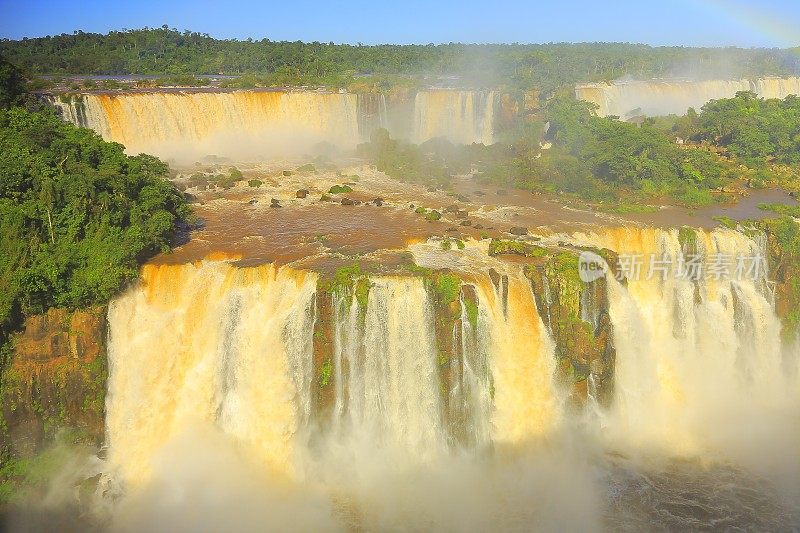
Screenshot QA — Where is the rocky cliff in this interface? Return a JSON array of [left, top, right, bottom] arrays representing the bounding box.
[[1, 307, 107, 460]]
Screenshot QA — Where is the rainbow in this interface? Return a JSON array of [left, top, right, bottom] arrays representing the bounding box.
[[693, 0, 800, 48]]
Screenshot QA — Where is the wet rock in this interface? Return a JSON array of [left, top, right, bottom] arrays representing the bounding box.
[[474, 190, 486, 196], [455, 210, 468, 218], [509, 226, 528, 236], [341, 197, 355, 206], [474, 224, 484, 230], [248, 198, 258, 205], [457, 194, 470, 202], [372, 198, 384, 206], [295, 189, 309, 199], [446, 227, 459, 232], [426, 185, 437, 192], [488, 268, 502, 289], [445, 204, 460, 213], [270, 198, 282, 208], [460, 220, 473, 226]]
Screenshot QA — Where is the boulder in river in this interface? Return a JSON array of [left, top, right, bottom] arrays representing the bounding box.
[[509, 226, 528, 236]]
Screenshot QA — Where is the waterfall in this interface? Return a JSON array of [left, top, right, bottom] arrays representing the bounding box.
[[105, 261, 318, 485], [46, 88, 496, 160], [356, 92, 389, 140], [576, 77, 800, 119], [573, 227, 792, 454], [105, 260, 560, 487], [473, 274, 560, 444], [47, 90, 363, 161], [329, 277, 446, 456], [98, 231, 799, 528], [412, 90, 495, 145]]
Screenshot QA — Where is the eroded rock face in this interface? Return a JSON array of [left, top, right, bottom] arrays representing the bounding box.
[[1, 307, 107, 458], [525, 249, 618, 408], [763, 227, 800, 343]]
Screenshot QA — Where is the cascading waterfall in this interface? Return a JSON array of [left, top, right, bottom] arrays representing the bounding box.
[[105, 261, 318, 485], [412, 90, 495, 145], [329, 277, 446, 456], [106, 260, 559, 488], [473, 274, 560, 445], [99, 227, 800, 528], [573, 227, 792, 455], [575, 77, 800, 119]]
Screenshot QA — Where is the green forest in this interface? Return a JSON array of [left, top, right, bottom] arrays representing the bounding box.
[[0, 58, 191, 350], [2, 27, 800, 92]]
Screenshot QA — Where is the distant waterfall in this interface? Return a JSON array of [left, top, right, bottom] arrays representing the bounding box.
[[46, 88, 496, 161], [47, 91, 363, 161], [576, 77, 800, 119], [412, 90, 495, 145]]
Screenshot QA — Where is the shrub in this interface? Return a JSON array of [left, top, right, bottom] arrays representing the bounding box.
[[328, 184, 353, 194]]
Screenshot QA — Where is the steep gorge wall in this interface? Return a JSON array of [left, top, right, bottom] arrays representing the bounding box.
[[0, 308, 106, 459]]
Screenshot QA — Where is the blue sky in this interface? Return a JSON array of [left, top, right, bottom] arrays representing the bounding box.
[[1, 0, 800, 47]]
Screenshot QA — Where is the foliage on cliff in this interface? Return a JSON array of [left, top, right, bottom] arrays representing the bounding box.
[[0, 104, 191, 342], [3, 27, 800, 93]]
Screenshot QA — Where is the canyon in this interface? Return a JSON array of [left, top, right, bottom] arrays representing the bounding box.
[[2, 84, 800, 530]]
